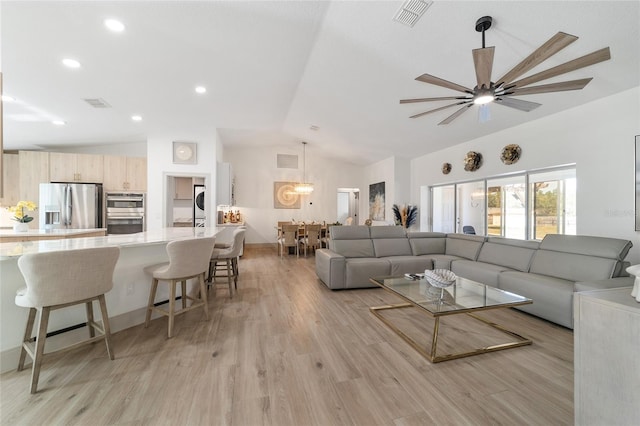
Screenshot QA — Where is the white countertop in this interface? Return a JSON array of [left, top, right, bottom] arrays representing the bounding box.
[[0, 228, 106, 237], [0, 227, 220, 259]]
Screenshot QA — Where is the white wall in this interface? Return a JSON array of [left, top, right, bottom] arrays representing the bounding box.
[[362, 156, 413, 226], [146, 134, 220, 230], [223, 144, 363, 244], [411, 87, 640, 264]]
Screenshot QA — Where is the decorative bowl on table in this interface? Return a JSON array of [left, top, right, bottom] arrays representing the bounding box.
[[424, 269, 457, 288]]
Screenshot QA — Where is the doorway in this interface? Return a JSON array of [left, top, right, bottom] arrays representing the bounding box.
[[165, 174, 209, 227], [337, 188, 359, 225]]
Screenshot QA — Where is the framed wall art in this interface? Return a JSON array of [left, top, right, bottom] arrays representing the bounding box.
[[274, 181, 301, 209], [369, 181, 385, 220]]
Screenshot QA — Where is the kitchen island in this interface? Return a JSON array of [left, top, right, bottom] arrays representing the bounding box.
[[0, 227, 220, 372], [0, 228, 107, 243]]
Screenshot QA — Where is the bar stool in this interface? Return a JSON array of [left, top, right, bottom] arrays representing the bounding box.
[[208, 229, 245, 297], [144, 237, 215, 338], [15, 246, 120, 394]]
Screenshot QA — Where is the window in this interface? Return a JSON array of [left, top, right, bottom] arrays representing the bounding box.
[[529, 168, 576, 239], [486, 176, 526, 239], [429, 166, 575, 240]]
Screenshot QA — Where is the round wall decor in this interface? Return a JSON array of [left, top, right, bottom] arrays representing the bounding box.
[[501, 144, 522, 165], [441, 162, 452, 174], [464, 151, 482, 172]]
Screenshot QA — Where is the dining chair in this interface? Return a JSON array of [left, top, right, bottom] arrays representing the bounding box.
[[144, 237, 215, 338], [278, 224, 299, 257], [15, 246, 120, 394], [301, 224, 322, 256]]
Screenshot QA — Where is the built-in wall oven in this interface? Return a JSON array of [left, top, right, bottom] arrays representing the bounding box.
[[105, 193, 145, 234]]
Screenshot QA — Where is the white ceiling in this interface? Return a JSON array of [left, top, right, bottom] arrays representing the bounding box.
[[2, 1, 639, 165]]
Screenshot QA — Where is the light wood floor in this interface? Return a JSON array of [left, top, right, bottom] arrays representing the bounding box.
[[0, 246, 574, 425]]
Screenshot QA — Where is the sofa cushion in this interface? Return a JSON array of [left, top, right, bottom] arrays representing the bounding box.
[[331, 239, 375, 258], [373, 238, 412, 257], [540, 234, 632, 260], [477, 237, 540, 272], [345, 258, 391, 289], [429, 254, 466, 270], [386, 256, 434, 276], [529, 250, 618, 282], [369, 226, 406, 239], [329, 225, 370, 240], [445, 234, 486, 260], [328, 225, 374, 257], [451, 259, 512, 287], [498, 270, 575, 328], [408, 232, 447, 256]]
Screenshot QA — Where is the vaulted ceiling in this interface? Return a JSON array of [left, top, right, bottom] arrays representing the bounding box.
[[2, 1, 639, 165]]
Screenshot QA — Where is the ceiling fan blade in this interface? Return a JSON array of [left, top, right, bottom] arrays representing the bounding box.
[[400, 96, 467, 104], [438, 104, 473, 125], [410, 101, 470, 119], [496, 32, 578, 86], [473, 47, 495, 89], [509, 47, 610, 89], [506, 78, 593, 96], [415, 74, 472, 94], [495, 97, 542, 112]]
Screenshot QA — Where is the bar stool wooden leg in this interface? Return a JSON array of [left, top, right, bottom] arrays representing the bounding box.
[[198, 273, 209, 320], [86, 301, 96, 338], [181, 280, 187, 309], [98, 295, 115, 360], [30, 307, 50, 394], [145, 278, 159, 328], [18, 308, 37, 372], [167, 280, 177, 338], [226, 259, 233, 297]]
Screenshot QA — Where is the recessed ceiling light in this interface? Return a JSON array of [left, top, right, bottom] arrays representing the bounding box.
[[52, 120, 66, 126], [310, 125, 319, 131], [104, 18, 125, 32], [131, 115, 142, 121], [195, 86, 207, 94], [62, 58, 81, 68], [1, 95, 15, 102]]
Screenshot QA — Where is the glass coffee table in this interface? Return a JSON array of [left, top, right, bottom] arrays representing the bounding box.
[[369, 275, 533, 363]]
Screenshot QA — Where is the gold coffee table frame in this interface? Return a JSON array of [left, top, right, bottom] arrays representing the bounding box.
[[369, 276, 533, 363]]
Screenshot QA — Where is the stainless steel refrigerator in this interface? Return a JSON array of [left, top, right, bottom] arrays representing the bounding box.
[[39, 183, 103, 230]]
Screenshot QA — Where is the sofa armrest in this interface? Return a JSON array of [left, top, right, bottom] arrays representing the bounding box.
[[315, 249, 346, 289], [574, 276, 635, 292]]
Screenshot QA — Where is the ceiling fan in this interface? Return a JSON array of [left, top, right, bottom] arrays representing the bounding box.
[[401, 16, 611, 125]]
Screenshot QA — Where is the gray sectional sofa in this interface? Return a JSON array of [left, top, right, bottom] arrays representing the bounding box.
[[315, 226, 633, 328]]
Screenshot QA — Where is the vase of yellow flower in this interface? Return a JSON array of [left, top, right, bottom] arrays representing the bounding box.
[[7, 200, 37, 232]]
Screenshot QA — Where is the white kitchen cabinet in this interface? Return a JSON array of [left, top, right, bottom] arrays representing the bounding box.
[[574, 287, 640, 425], [49, 152, 103, 183], [216, 162, 234, 206]]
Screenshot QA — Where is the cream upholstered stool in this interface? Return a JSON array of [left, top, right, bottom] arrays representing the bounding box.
[[144, 237, 215, 338], [208, 229, 245, 297], [15, 246, 120, 394]]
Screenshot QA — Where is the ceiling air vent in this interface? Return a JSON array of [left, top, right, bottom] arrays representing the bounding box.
[[277, 154, 298, 169], [393, 0, 433, 27], [83, 98, 111, 108]]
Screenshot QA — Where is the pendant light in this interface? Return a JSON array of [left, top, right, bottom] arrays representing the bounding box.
[[294, 141, 314, 194]]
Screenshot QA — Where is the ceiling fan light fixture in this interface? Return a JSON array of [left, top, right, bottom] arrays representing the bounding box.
[[473, 87, 494, 105]]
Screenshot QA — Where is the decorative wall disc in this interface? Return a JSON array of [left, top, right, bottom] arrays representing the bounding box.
[[464, 151, 482, 172], [501, 144, 522, 165], [441, 162, 452, 174]]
